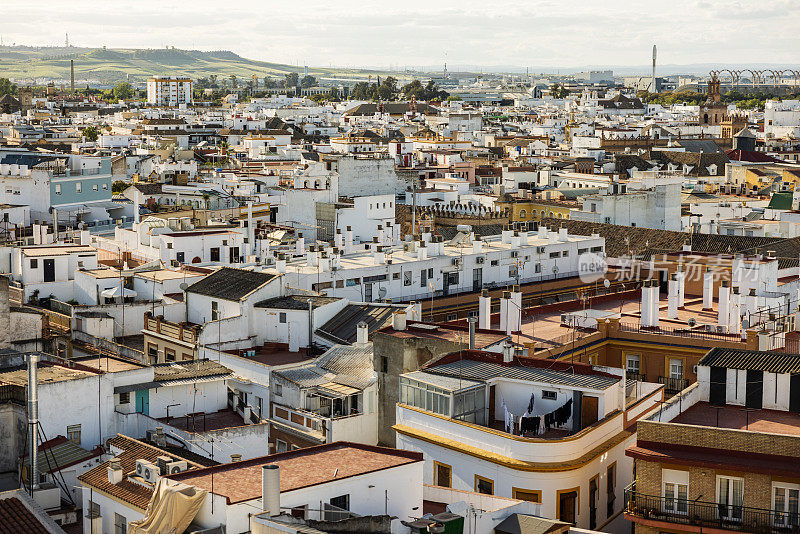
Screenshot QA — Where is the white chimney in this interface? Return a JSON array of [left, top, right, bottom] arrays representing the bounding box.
[[747, 288, 758, 315], [508, 286, 522, 333], [667, 274, 679, 319], [729, 287, 741, 335], [107, 458, 123, 484], [276, 254, 286, 274], [558, 226, 568, 241], [296, 233, 305, 255], [372, 245, 385, 265], [472, 236, 483, 254], [538, 225, 548, 239], [502, 342, 514, 363], [262, 464, 281, 516], [417, 242, 428, 260], [479, 290, 491, 330], [501, 227, 513, 244], [356, 321, 368, 345], [377, 225, 385, 246], [499, 291, 511, 334], [676, 268, 685, 308], [548, 231, 558, 244], [702, 268, 714, 310], [650, 280, 660, 327], [247, 202, 255, 256], [335, 229, 343, 249], [422, 232, 432, 244], [392, 311, 407, 331], [510, 232, 521, 248], [718, 281, 730, 329], [345, 226, 354, 254], [640, 281, 650, 327]]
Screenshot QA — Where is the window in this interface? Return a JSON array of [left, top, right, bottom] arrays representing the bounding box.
[[87, 500, 100, 519], [475, 475, 494, 495], [93, 184, 98, 192], [626, 354, 640, 375], [535, 263, 542, 273], [607, 463, 616, 517], [542, 390, 557, 400], [102, 183, 108, 190], [67, 424, 81, 445], [404, 271, 412, 286], [549, 252, 560, 258], [513, 488, 542, 503], [509, 266, 518, 278], [420, 268, 427, 287], [381, 356, 388, 374], [670, 358, 684, 380], [491, 260, 499, 266], [114, 512, 127, 534], [434, 461, 452, 488], [30, 259, 38, 269], [276, 439, 287, 453], [166, 242, 173, 249], [399, 376, 452, 416], [664, 482, 688, 514], [164, 348, 176, 362], [279, 312, 287, 323], [211, 301, 219, 321], [76, 182, 82, 193], [718, 476, 744, 521], [275, 383, 283, 396], [176, 252, 184, 263], [119, 392, 130, 405], [392, 272, 400, 280], [446, 313, 457, 321], [330, 494, 350, 511], [773, 484, 800, 528], [210, 247, 220, 262], [55, 184, 61, 195]]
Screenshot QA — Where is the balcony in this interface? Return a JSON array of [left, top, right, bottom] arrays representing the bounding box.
[[624, 483, 798, 533], [658, 376, 690, 395]]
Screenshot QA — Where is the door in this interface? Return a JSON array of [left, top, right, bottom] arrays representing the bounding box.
[[745, 369, 763, 409], [559, 491, 577, 524], [790, 374, 800, 414], [364, 283, 372, 302], [43, 259, 55, 282], [581, 395, 599, 428], [135, 389, 150, 416], [709, 366, 727, 406], [229, 246, 239, 263], [472, 268, 482, 292]]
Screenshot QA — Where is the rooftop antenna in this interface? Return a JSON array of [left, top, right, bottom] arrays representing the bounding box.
[[65, 33, 69, 48], [651, 45, 657, 93]]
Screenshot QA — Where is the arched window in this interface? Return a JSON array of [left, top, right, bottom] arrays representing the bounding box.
[[519, 209, 527, 218], [557, 213, 563, 219], [703, 113, 709, 124]]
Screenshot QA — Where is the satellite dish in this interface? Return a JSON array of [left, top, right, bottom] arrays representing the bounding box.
[[378, 287, 387, 299], [179, 283, 188, 291], [603, 279, 610, 288]]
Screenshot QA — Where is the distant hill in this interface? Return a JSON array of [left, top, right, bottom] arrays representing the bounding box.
[[0, 45, 387, 84]]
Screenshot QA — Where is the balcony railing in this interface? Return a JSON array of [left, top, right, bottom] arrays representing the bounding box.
[[626, 371, 646, 382], [658, 376, 690, 394], [625, 484, 799, 533], [618, 322, 745, 343]]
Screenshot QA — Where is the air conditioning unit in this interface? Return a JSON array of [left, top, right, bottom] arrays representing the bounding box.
[[451, 258, 461, 266], [510, 251, 519, 258], [475, 257, 484, 264], [166, 460, 188, 474], [692, 365, 698, 374], [536, 246, 546, 254], [135, 460, 159, 484]]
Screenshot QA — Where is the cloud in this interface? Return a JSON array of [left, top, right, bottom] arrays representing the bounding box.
[[2, 0, 798, 68]]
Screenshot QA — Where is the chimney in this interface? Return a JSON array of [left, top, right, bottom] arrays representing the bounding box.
[[538, 225, 548, 239], [508, 286, 522, 333], [107, 458, 123, 484], [747, 288, 758, 315], [650, 280, 660, 327], [478, 290, 491, 330], [667, 274, 679, 319], [718, 280, 730, 329], [502, 341, 514, 363], [729, 287, 741, 335], [356, 321, 368, 345], [153, 427, 166, 448], [472, 235, 483, 254], [276, 253, 286, 274], [558, 226, 568, 241], [345, 226, 354, 254], [262, 464, 281, 516], [335, 229, 343, 249], [247, 202, 255, 256], [27, 353, 39, 490], [676, 268, 685, 308], [510, 231, 521, 248], [501, 226, 513, 244], [392, 311, 407, 331], [467, 317, 476, 349], [372, 245, 385, 265], [377, 224, 385, 245], [499, 291, 511, 334], [702, 268, 714, 310], [295, 233, 305, 256], [640, 281, 650, 327], [417, 241, 428, 260]]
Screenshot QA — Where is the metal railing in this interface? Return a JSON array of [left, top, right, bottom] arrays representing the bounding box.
[[625, 484, 798, 532], [658, 376, 690, 394], [618, 322, 745, 343]]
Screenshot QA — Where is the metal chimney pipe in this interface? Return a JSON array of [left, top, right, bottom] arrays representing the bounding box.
[[27, 353, 39, 491], [467, 317, 476, 349], [262, 464, 281, 516]]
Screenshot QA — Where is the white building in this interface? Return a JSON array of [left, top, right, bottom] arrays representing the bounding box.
[[146, 77, 193, 107], [764, 100, 800, 139], [395, 350, 664, 531]]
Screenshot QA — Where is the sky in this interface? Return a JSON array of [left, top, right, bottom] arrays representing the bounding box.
[[3, 0, 799, 70]]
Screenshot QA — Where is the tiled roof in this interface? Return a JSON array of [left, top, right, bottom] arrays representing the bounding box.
[[344, 102, 439, 116], [768, 192, 793, 210], [151, 359, 232, 382], [0, 490, 65, 534], [255, 295, 341, 311], [168, 442, 422, 504], [77, 435, 203, 511], [21, 435, 102, 477], [699, 348, 800, 374], [315, 303, 403, 344], [186, 267, 276, 301]]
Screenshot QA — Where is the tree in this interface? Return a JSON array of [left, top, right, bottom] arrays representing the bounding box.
[[328, 86, 340, 101], [264, 77, 278, 89], [300, 75, 317, 88], [401, 79, 424, 100], [229, 75, 238, 89], [111, 82, 133, 101], [112, 180, 128, 194], [0, 78, 17, 97], [83, 126, 100, 142], [550, 84, 569, 99], [378, 76, 398, 100], [284, 72, 299, 89]]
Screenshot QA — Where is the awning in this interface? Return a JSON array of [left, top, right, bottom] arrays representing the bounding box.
[[315, 382, 360, 397], [101, 285, 137, 299], [157, 374, 231, 387], [114, 381, 159, 394]]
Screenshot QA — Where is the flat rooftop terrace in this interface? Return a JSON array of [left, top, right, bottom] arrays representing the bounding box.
[[672, 401, 800, 436]]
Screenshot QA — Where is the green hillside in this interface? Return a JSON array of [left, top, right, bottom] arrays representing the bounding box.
[[0, 45, 391, 84]]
